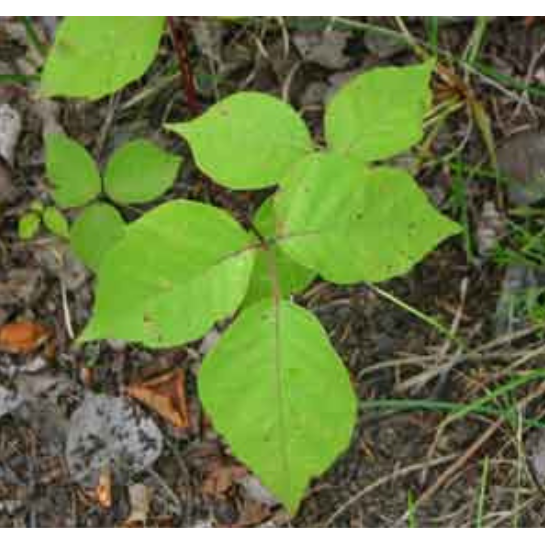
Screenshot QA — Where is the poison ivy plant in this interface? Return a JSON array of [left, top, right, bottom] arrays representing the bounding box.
[[77, 60, 462, 513], [41, 17, 165, 100], [41, 133, 181, 271]]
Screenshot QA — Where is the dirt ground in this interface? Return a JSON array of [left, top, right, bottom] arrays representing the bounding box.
[[3, 16, 545, 527]]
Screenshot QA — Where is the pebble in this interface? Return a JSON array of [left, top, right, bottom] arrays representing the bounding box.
[[294, 31, 351, 70], [497, 130, 545, 205]]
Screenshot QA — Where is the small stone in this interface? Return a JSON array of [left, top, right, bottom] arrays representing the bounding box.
[[497, 130, 545, 205], [66, 393, 163, 487], [494, 264, 539, 336], [21, 355, 48, 374], [34, 243, 89, 291], [364, 30, 408, 59], [0, 104, 22, 165], [476, 201, 506, 257], [294, 31, 351, 70], [0, 385, 23, 418], [238, 475, 278, 507]]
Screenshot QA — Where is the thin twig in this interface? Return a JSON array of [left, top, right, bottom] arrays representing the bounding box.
[[323, 454, 456, 526], [167, 16, 199, 116], [397, 381, 545, 525]]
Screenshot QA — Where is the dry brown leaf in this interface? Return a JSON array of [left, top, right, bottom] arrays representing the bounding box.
[[0, 321, 50, 354], [202, 461, 247, 499], [125, 369, 189, 429], [80, 366, 94, 387], [96, 466, 112, 509]]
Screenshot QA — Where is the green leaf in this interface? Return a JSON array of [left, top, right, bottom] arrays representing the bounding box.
[[43, 206, 69, 239], [18, 212, 41, 240], [80, 200, 256, 348], [199, 299, 357, 513], [276, 152, 461, 284], [45, 133, 101, 208], [29, 200, 44, 213], [244, 198, 315, 306], [104, 139, 181, 204], [41, 17, 165, 100], [166, 92, 313, 190], [70, 203, 126, 272], [325, 61, 434, 162]]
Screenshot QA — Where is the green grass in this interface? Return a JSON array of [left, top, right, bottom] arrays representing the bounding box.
[[361, 368, 545, 431]]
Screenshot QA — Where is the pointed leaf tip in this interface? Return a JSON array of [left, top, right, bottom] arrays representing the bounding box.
[[199, 299, 357, 512]]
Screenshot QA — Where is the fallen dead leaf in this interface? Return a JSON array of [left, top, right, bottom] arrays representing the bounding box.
[[125, 369, 189, 429], [202, 461, 247, 499], [79, 366, 94, 387], [96, 466, 113, 509], [0, 321, 50, 354]]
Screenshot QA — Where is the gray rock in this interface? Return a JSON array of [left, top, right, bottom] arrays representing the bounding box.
[[497, 130, 545, 205], [66, 393, 163, 487], [364, 30, 408, 59], [294, 31, 350, 70], [0, 104, 21, 165], [476, 201, 506, 257], [34, 243, 88, 291], [494, 264, 545, 336], [0, 385, 23, 418], [238, 475, 278, 507]]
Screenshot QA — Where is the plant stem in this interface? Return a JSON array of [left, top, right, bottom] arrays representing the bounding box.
[[167, 16, 199, 116]]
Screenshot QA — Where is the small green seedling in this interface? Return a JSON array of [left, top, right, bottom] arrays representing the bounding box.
[[75, 61, 461, 513], [37, 13, 461, 516], [19, 200, 70, 240], [43, 134, 181, 271]]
